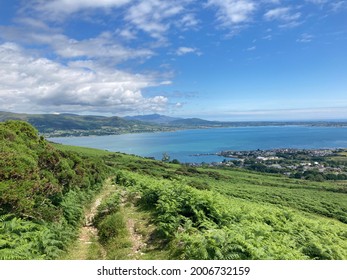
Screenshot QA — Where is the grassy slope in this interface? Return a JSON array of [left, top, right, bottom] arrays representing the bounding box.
[[117, 171, 347, 260], [100, 153, 347, 223], [54, 144, 347, 260], [0, 121, 109, 259]]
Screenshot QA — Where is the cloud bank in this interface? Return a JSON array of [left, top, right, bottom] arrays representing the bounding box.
[[0, 43, 168, 114]]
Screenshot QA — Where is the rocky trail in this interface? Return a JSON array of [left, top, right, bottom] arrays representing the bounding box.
[[119, 191, 148, 259], [63, 178, 158, 260], [64, 178, 115, 260]]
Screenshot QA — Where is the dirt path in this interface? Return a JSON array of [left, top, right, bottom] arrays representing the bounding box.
[[64, 178, 115, 260], [125, 209, 146, 259], [122, 201, 163, 260], [118, 191, 147, 259], [64, 182, 158, 260], [127, 218, 142, 253]]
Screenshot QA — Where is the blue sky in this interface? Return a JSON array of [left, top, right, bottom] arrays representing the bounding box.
[[0, 0, 346, 121]]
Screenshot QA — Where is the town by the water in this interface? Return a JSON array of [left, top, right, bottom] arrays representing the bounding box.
[[192, 148, 347, 181]]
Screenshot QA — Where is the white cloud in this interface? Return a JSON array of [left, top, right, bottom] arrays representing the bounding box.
[[279, 21, 303, 29], [117, 28, 137, 40], [207, 0, 256, 26], [264, 6, 303, 28], [297, 33, 314, 43], [125, 0, 189, 38], [52, 32, 154, 62], [0, 43, 169, 114], [0, 24, 153, 64], [264, 7, 301, 22], [179, 13, 199, 29], [262, 34, 272, 40], [176, 47, 199, 56], [160, 81, 172, 85], [331, 1, 347, 12], [31, 0, 132, 16], [22, 0, 194, 41], [14, 17, 51, 30]]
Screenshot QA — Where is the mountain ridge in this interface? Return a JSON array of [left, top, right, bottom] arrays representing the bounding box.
[[124, 113, 182, 124], [0, 111, 167, 137], [1, 111, 347, 137]]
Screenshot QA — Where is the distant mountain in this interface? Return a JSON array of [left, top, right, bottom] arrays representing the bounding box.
[[2, 111, 346, 138], [168, 117, 230, 127], [0, 111, 169, 137], [125, 114, 182, 124], [125, 114, 347, 129], [125, 114, 236, 127]]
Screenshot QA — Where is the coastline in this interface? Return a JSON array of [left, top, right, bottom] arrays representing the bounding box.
[[47, 126, 347, 165], [43, 121, 347, 138]]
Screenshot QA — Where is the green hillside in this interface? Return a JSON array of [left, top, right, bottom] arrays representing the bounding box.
[[0, 121, 109, 259], [98, 154, 347, 259], [1, 121, 346, 260], [0, 111, 169, 137]]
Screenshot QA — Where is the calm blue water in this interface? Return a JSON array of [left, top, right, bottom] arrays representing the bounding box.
[[48, 126, 347, 163]]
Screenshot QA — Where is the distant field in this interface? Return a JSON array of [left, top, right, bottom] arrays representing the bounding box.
[[51, 143, 114, 157], [210, 170, 347, 223], [328, 149, 347, 161]]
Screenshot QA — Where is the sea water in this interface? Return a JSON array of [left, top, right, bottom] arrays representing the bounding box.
[[48, 126, 347, 163]]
